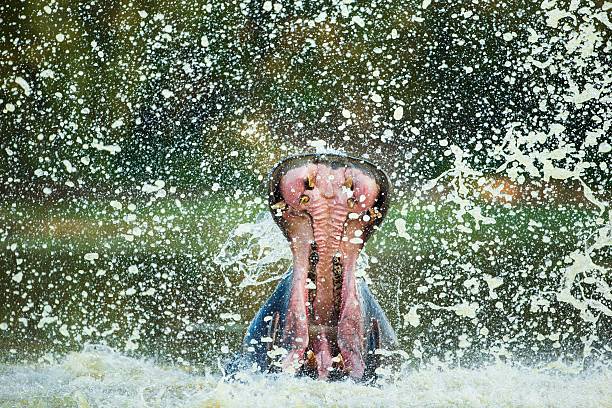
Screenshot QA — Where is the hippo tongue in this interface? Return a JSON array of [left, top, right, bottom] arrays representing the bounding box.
[[268, 154, 388, 379]]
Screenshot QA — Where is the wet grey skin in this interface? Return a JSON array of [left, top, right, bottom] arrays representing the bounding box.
[[226, 154, 397, 382]]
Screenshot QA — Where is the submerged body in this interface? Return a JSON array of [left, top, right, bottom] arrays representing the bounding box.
[[231, 154, 397, 381]]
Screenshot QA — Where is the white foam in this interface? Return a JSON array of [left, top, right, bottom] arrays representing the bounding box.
[[0, 348, 609, 407]]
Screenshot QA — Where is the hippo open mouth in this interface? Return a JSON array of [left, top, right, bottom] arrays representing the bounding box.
[[234, 154, 397, 381]]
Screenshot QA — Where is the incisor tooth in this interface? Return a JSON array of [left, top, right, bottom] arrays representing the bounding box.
[[333, 354, 345, 371]]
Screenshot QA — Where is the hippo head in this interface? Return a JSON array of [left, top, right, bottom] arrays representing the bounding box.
[[264, 153, 392, 379]]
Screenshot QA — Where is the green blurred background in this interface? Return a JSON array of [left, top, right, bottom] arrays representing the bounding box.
[[0, 0, 610, 370]]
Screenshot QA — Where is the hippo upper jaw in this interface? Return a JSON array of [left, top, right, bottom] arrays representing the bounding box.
[[267, 153, 391, 379]]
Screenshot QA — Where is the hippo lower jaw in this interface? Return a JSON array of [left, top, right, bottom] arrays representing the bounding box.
[[239, 154, 396, 381]]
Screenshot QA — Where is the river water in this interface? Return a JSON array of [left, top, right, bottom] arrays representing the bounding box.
[[1, 0, 610, 406], [1, 346, 610, 407]]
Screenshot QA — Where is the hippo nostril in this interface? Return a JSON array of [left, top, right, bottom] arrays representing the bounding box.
[[347, 197, 356, 208], [299, 194, 310, 205]]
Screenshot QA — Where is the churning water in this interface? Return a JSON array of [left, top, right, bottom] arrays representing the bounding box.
[[0, 346, 610, 407], [1, 0, 610, 406]]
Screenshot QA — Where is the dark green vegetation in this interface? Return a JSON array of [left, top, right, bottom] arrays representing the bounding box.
[[1, 193, 608, 368], [2, 0, 608, 193]]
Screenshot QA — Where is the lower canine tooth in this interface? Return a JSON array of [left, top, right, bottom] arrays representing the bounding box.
[[306, 350, 317, 368], [332, 354, 345, 370]]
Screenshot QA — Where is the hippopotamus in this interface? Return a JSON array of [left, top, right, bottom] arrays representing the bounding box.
[[229, 153, 397, 381]]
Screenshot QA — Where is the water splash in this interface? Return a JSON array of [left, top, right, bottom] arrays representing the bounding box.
[[214, 211, 292, 288], [1, 0, 611, 403], [214, 211, 373, 287], [0, 347, 610, 407]]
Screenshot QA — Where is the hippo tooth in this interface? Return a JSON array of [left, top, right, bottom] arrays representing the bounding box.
[[343, 175, 353, 190], [305, 174, 315, 189], [271, 200, 286, 210], [305, 350, 317, 368]]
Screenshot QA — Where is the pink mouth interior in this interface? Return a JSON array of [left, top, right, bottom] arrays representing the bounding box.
[[272, 162, 382, 379]]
